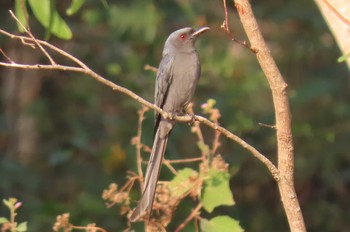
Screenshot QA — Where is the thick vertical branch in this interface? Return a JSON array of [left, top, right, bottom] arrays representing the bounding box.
[[233, 0, 306, 231]]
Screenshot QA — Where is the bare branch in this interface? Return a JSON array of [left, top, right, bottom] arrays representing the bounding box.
[[0, 49, 14, 63], [134, 106, 149, 190], [163, 160, 178, 175], [222, 0, 229, 31], [258, 122, 277, 130], [144, 64, 158, 73], [174, 203, 202, 232], [196, 114, 279, 178], [220, 1, 255, 52], [233, 0, 306, 231], [0, 18, 279, 180], [165, 157, 203, 164], [9, 10, 56, 65], [0, 62, 84, 72]]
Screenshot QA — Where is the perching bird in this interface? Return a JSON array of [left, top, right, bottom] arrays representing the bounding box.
[[130, 27, 210, 221]]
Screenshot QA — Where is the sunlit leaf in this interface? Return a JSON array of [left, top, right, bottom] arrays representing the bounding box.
[[106, 63, 122, 76], [15, 0, 28, 32], [202, 170, 234, 212], [337, 53, 350, 63], [202, 99, 216, 114], [82, 9, 103, 25], [168, 168, 198, 198], [200, 216, 243, 232], [109, 3, 159, 43], [3, 198, 17, 209], [28, 0, 72, 39], [66, 0, 85, 16], [197, 142, 210, 156], [16, 222, 28, 232], [100, 0, 109, 9], [0, 217, 9, 224]]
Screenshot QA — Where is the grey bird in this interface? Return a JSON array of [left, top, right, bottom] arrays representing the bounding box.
[[130, 26, 210, 222]]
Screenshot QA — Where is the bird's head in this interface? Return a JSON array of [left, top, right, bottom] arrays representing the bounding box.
[[163, 27, 210, 55]]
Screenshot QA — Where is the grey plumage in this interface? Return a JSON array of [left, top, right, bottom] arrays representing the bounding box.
[[130, 27, 209, 222]]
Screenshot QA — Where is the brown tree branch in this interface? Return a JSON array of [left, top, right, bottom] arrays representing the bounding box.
[[233, 0, 306, 231], [135, 106, 149, 190], [9, 10, 56, 65], [174, 203, 202, 232], [165, 157, 203, 164], [0, 26, 279, 180], [221, 0, 255, 52]]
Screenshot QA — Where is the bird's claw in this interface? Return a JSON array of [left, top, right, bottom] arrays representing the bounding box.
[[187, 114, 196, 126], [165, 112, 175, 120]]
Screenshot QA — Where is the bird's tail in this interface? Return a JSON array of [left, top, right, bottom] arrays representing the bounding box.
[[129, 128, 168, 222]]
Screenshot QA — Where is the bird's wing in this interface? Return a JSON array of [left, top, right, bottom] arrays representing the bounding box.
[[154, 54, 174, 135]]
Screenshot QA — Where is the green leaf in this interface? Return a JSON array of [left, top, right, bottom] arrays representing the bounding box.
[[28, 0, 51, 27], [106, 63, 122, 76], [15, 0, 28, 32], [66, 0, 85, 16], [337, 53, 350, 63], [3, 198, 17, 209], [202, 170, 234, 212], [45, 0, 55, 40], [197, 142, 210, 157], [100, 0, 109, 9], [0, 217, 9, 224], [82, 9, 103, 25], [28, 0, 72, 40], [200, 216, 243, 232], [108, 3, 159, 43], [16, 222, 28, 232], [168, 168, 198, 198], [202, 98, 216, 114]]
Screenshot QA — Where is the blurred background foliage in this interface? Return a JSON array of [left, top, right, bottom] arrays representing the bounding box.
[[0, 0, 349, 231]]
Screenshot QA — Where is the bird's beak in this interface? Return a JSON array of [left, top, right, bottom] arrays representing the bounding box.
[[191, 26, 210, 38]]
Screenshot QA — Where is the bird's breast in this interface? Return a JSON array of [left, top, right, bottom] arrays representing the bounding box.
[[162, 52, 200, 113]]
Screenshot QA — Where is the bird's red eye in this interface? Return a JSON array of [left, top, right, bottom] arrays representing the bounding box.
[[180, 34, 186, 39]]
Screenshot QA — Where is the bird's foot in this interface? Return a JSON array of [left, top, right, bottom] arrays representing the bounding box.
[[164, 112, 176, 120], [186, 113, 196, 126]]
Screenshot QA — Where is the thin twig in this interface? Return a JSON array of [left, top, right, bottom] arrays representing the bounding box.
[[0, 62, 83, 72], [220, 2, 256, 52], [192, 121, 205, 144], [0, 49, 14, 63], [71, 225, 107, 232], [222, 0, 229, 31], [174, 203, 202, 232], [166, 157, 203, 164], [0, 28, 88, 69], [144, 64, 158, 73], [163, 160, 178, 175], [188, 104, 207, 162], [196, 114, 279, 179], [135, 106, 149, 190], [258, 122, 277, 130], [211, 129, 221, 155], [194, 217, 199, 232], [9, 10, 56, 65], [119, 177, 137, 193]]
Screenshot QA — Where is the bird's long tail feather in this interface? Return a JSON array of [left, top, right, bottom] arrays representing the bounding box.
[[129, 129, 168, 221]]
